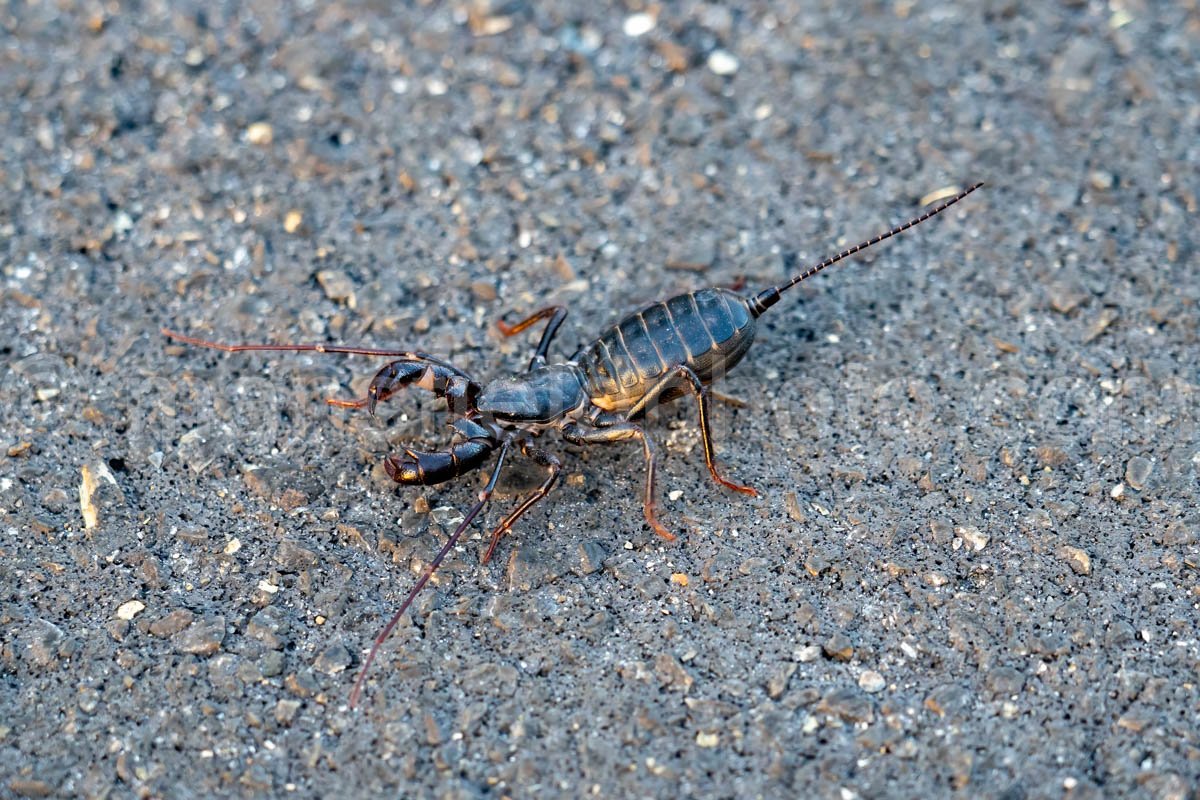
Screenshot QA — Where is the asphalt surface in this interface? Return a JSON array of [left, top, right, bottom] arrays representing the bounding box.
[[3, 2, 1198, 798]]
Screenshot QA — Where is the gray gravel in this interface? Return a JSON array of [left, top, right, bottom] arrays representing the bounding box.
[[3, 2, 1198, 798]]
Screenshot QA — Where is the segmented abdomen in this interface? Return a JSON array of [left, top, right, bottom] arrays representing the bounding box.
[[576, 287, 756, 412]]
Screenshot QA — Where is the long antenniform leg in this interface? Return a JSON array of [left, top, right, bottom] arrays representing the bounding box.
[[562, 420, 674, 541], [496, 306, 568, 371], [160, 328, 480, 413], [481, 443, 563, 565], [349, 439, 513, 709], [160, 328, 460, 368], [624, 364, 757, 497]]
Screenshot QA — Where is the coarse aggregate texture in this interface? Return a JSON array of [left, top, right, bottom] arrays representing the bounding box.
[[2, 1, 1198, 798]]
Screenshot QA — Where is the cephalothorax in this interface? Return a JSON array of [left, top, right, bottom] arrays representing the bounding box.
[[163, 182, 981, 707]]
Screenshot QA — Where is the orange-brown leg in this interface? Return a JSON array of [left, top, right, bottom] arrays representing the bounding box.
[[481, 444, 563, 564], [561, 421, 675, 541], [625, 365, 757, 497], [710, 390, 747, 408], [497, 306, 567, 370]]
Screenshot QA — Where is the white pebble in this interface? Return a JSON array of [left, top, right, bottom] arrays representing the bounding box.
[[956, 525, 989, 552], [245, 122, 273, 145], [116, 600, 145, 621], [794, 645, 821, 662], [858, 670, 886, 693], [623, 13, 655, 37], [707, 49, 739, 76]]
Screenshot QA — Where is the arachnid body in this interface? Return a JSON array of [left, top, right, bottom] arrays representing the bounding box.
[[163, 182, 981, 706]]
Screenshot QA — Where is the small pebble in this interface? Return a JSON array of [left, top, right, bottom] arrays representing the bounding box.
[[275, 539, 318, 572], [739, 557, 768, 575], [784, 492, 805, 522], [245, 122, 274, 145], [956, 525, 989, 552], [823, 633, 854, 662], [924, 684, 972, 717], [804, 552, 831, 577], [247, 607, 290, 650], [858, 670, 886, 693], [24, 620, 64, 667], [1035, 445, 1069, 468], [283, 210, 303, 233], [149, 609, 194, 638], [1083, 308, 1118, 342], [471, 14, 512, 36], [79, 460, 122, 530], [695, 732, 719, 748], [924, 571, 950, 587], [454, 137, 484, 166], [461, 662, 520, 695], [1089, 170, 1114, 191], [8, 780, 54, 797], [312, 643, 352, 675], [766, 663, 796, 699], [171, 614, 226, 656], [815, 688, 875, 723], [577, 541, 607, 574], [470, 280, 497, 301], [316, 270, 356, 307], [1049, 284, 1085, 313], [1124, 457, 1152, 490], [116, 600, 145, 621], [986, 666, 1025, 695], [918, 186, 965, 207], [707, 49, 739, 76], [275, 699, 301, 725], [285, 670, 321, 698], [1061, 546, 1092, 576], [623, 13, 655, 37], [794, 645, 821, 662]]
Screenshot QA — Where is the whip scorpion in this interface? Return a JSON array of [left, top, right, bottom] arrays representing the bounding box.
[[163, 182, 982, 706]]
